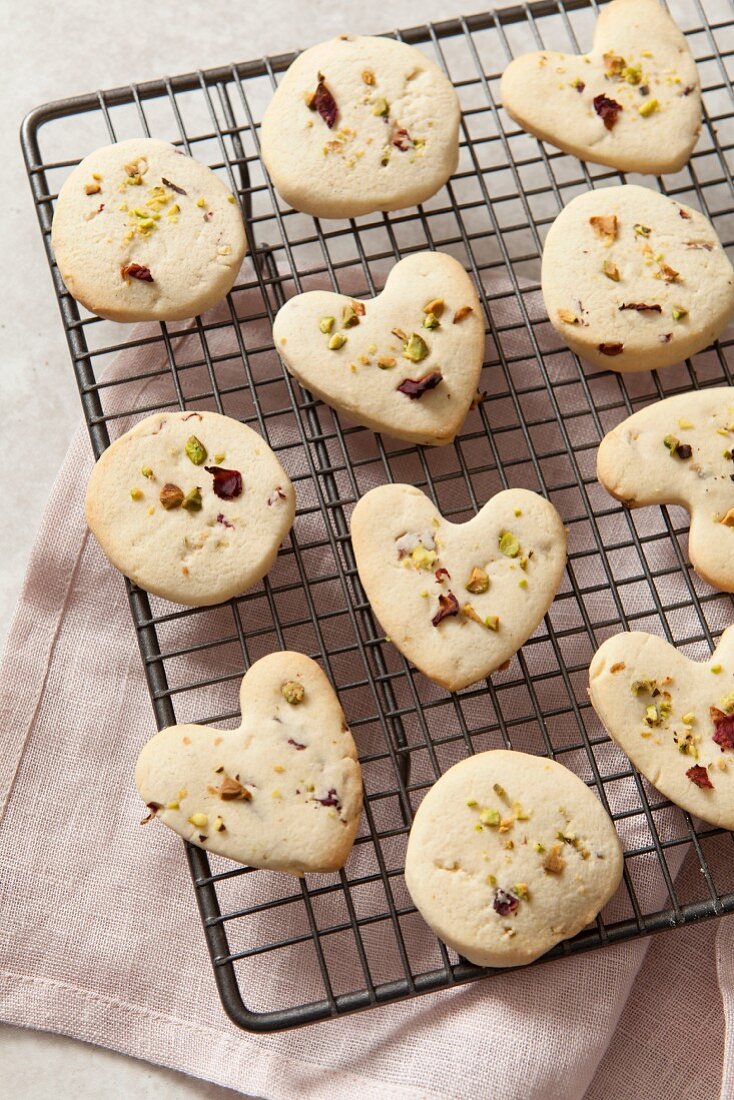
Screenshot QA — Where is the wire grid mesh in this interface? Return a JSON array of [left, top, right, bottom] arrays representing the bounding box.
[[21, 0, 734, 1032]]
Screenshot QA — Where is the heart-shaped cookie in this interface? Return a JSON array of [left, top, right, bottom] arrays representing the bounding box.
[[272, 251, 484, 446], [501, 0, 701, 174], [136, 652, 363, 875], [597, 388, 734, 591], [350, 484, 566, 691], [589, 627, 734, 830], [542, 186, 734, 374]]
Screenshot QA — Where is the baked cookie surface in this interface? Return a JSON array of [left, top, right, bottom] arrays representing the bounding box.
[[51, 138, 247, 322], [273, 251, 483, 446], [86, 410, 295, 607], [136, 652, 363, 874], [597, 388, 734, 591], [501, 0, 701, 174], [405, 750, 623, 968], [260, 35, 460, 219], [589, 628, 734, 830], [350, 484, 566, 691], [542, 185, 734, 373]]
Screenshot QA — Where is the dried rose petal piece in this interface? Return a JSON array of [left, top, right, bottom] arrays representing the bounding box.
[[711, 707, 734, 751], [204, 465, 243, 500], [288, 738, 306, 750], [392, 127, 415, 151], [316, 788, 341, 809], [397, 371, 443, 399], [216, 512, 235, 529], [161, 177, 187, 195], [311, 72, 338, 128], [593, 94, 623, 131], [619, 302, 662, 313], [598, 342, 624, 356], [492, 888, 520, 916], [121, 263, 154, 282], [431, 591, 460, 626], [435, 567, 451, 583], [686, 764, 714, 789]]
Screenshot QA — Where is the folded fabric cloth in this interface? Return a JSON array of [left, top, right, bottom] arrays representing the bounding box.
[[0, 297, 730, 1100]]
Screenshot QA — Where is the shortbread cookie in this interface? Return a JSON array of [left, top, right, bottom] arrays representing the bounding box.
[[501, 0, 701, 174], [542, 185, 734, 373], [52, 138, 247, 322], [260, 35, 460, 219], [597, 388, 734, 591], [350, 485, 566, 691], [405, 750, 623, 968], [86, 410, 295, 606], [273, 252, 483, 446], [136, 652, 363, 874], [589, 628, 734, 830]]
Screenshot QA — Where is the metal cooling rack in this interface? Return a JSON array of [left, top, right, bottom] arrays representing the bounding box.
[[21, 0, 734, 1032]]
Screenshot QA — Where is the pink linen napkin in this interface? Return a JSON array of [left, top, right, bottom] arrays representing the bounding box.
[[0, 293, 731, 1099]]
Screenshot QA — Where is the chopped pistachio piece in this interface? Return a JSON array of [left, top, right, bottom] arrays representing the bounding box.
[[182, 487, 203, 512], [377, 355, 396, 369], [603, 259, 620, 281], [498, 530, 520, 557], [213, 815, 225, 831], [188, 812, 208, 828], [372, 96, 390, 116], [342, 304, 360, 328], [466, 799, 478, 808], [466, 566, 490, 594], [634, 224, 652, 237], [319, 316, 335, 334], [328, 333, 347, 350], [479, 807, 501, 827], [185, 435, 208, 465], [282, 680, 305, 704], [130, 487, 143, 501], [672, 305, 688, 321], [423, 298, 445, 317], [141, 466, 153, 479], [485, 615, 500, 631], [711, 664, 723, 674], [159, 483, 184, 510], [166, 801, 179, 810], [638, 98, 659, 117], [423, 312, 440, 329], [403, 332, 429, 362], [681, 712, 695, 725]]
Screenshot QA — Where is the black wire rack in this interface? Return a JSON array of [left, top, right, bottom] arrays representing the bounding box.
[[21, 0, 734, 1033]]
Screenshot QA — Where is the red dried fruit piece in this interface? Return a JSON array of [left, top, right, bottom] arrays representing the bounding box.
[[711, 707, 734, 751], [397, 371, 443, 399], [686, 764, 714, 789], [658, 333, 673, 344], [392, 127, 415, 151], [311, 72, 338, 128], [679, 208, 692, 220], [435, 567, 451, 583], [316, 788, 341, 809], [598, 342, 624, 356], [205, 466, 243, 500], [432, 591, 460, 627], [619, 303, 662, 313], [121, 263, 154, 282], [574, 81, 585, 93], [593, 94, 623, 130], [216, 512, 235, 529], [493, 888, 519, 916]]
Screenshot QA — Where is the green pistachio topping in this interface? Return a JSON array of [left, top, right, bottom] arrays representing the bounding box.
[[466, 566, 490, 594], [479, 807, 501, 827], [328, 333, 347, 350], [319, 316, 335, 334], [185, 435, 208, 466], [711, 664, 723, 674], [372, 96, 390, 116], [141, 466, 153, 479], [130, 487, 143, 501], [534, 842, 545, 853], [638, 98, 659, 117], [672, 306, 688, 321], [498, 530, 520, 557], [403, 332, 429, 362], [681, 712, 695, 725], [493, 783, 507, 800], [663, 434, 679, 453], [282, 681, 305, 704], [423, 312, 440, 330], [719, 692, 734, 714], [603, 259, 620, 282], [634, 224, 652, 237], [342, 304, 360, 328], [182, 487, 203, 512], [485, 615, 500, 631], [466, 799, 478, 808]]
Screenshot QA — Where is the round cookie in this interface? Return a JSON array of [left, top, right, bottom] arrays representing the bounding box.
[[51, 138, 247, 322], [597, 388, 734, 591], [542, 185, 734, 373], [501, 0, 701, 175], [589, 627, 734, 831], [260, 35, 460, 219], [273, 251, 484, 446], [350, 484, 566, 691], [405, 750, 623, 968], [86, 410, 295, 606], [136, 652, 363, 875]]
